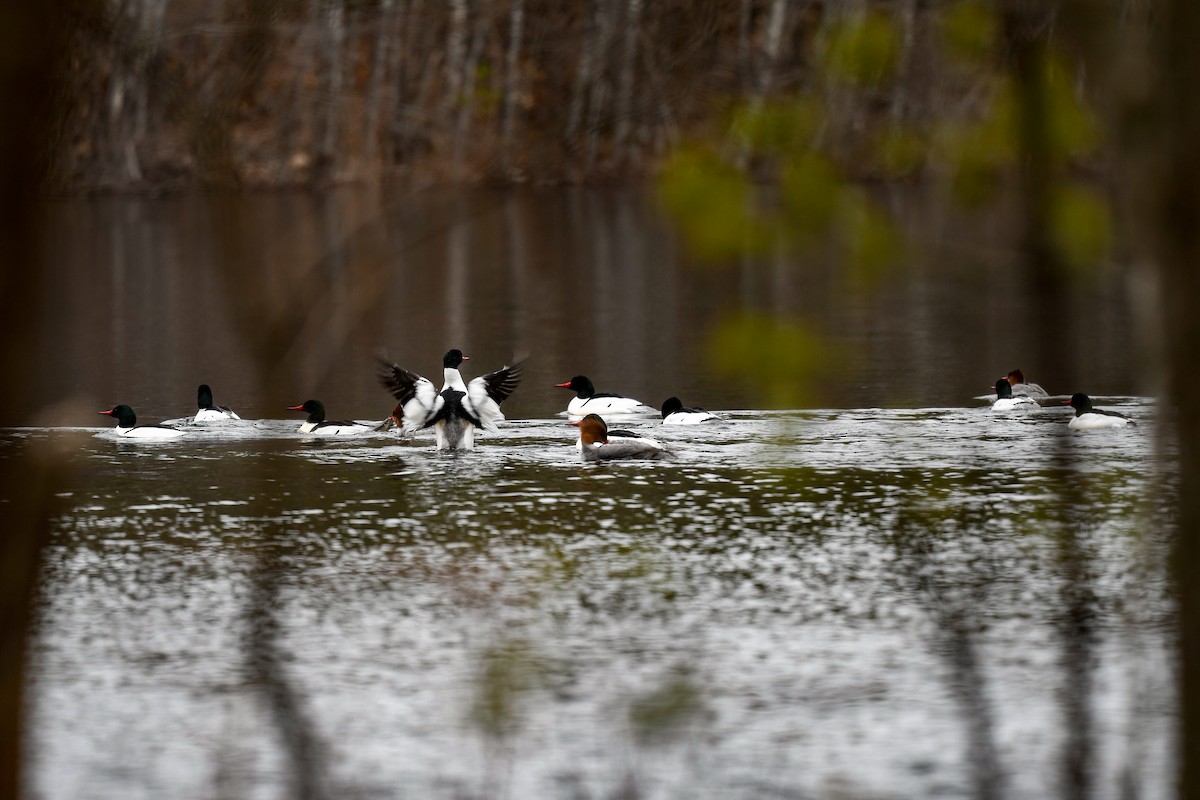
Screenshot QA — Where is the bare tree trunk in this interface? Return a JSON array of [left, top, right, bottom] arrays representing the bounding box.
[[890, 0, 918, 127], [584, 0, 617, 170], [105, 0, 168, 186], [443, 0, 469, 136], [362, 0, 397, 175], [500, 0, 525, 177], [737, 0, 753, 90], [566, 0, 600, 150], [613, 0, 642, 166], [757, 0, 788, 100], [313, 0, 346, 188], [453, 0, 491, 173]]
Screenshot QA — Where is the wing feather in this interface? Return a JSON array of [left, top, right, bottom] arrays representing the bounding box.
[[465, 358, 526, 432], [377, 359, 441, 431]]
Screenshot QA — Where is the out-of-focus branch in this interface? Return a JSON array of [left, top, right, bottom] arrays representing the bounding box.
[[0, 3, 96, 797]]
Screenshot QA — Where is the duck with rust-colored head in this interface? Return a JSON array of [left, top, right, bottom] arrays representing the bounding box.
[[574, 414, 672, 461]]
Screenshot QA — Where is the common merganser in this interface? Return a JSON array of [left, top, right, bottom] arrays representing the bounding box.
[[1005, 369, 1049, 400], [378, 350, 525, 450], [574, 414, 672, 461], [660, 396, 719, 424], [99, 405, 184, 440], [992, 379, 1037, 411], [555, 375, 651, 415], [1066, 393, 1134, 429], [195, 384, 240, 422], [288, 400, 374, 436]]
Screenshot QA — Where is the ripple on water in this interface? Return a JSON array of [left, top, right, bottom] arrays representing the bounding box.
[[14, 403, 1175, 799]]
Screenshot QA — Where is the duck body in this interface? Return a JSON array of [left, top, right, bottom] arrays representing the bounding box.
[[289, 400, 374, 436], [574, 413, 672, 461], [556, 375, 651, 415], [1005, 369, 1049, 400], [194, 384, 240, 422], [379, 349, 525, 450], [661, 396, 719, 425], [991, 379, 1037, 411], [1067, 393, 1133, 429], [99, 404, 185, 440]]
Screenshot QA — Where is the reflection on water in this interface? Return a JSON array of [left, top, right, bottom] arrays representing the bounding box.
[[15, 400, 1171, 799], [26, 187, 1141, 428], [16, 188, 1164, 798]]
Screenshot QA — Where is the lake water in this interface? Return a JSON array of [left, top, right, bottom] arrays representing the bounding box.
[[10, 188, 1171, 799]]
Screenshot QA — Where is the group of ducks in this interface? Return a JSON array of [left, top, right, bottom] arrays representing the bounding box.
[[96, 350, 717, 459], [96, 358, 1135, 456], [991, 369, 1135, 430]]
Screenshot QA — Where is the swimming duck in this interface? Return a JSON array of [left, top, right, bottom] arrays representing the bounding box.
[[574, 413, 672, 461], [288, 400, 374, 436], [660, 396, 719, 424], [555, 375, 652, 415], [1066, 393, 1134, 430], [99, 404, 184, 440], [992, 379, 1038, 411], [194, 384, 240, 422]]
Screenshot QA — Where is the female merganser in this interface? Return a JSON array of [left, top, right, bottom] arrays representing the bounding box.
[[99, 405, 184, 440], [288, 400, 374, 436], [195, 384, 240, 422], [378, 350, 525, 450], [574, 414, 672, 461], [660, 396, 719, 424], [992, 379, 1037, 411], [1066, 393, 1134, 429], [1004, 369, 1049, 400], [555, 375, 651, 415]]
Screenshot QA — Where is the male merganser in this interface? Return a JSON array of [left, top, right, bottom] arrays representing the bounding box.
[[378, 350, 525, 450], [574, 414, 672, 461], [288, 400, 374, 436], [555, 375, 651, 415], [992, 379, 1038, 411], [1066, 393, 1134, 429], [660, 396, 719, 424], [99, 405, 184, 440], [1004, 369, 1049, 400], [195, 384, 241, 422]]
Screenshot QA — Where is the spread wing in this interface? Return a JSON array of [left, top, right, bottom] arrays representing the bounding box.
[[465, 358, 526, 432], [377, 359, 442, 431]]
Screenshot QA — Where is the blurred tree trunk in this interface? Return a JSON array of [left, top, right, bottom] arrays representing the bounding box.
[[566, 0, 598, 148], [1156, 0, 1200, 796], [584, 0, 616, 169], [0, 3, 97, 797], [313, 0, 346, 188], [443, 0, 469, 138], [453, 0, 491, 172], [500, 0, 525, 177], [362, 0, 398, 173], [104, 0, 168, 185], [613, 0, 642, 165]]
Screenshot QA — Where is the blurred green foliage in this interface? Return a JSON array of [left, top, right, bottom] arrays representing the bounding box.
[[940, 0, 998, 67], [658, 146, 766, 262], [657, 1, 1115, 406], [710, 314, 826, 407], [823, 11, 900, 87], [1050, 183, 1113, 272]]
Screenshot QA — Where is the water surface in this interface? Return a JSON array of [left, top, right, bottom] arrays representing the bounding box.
[[17, 397, 1170, 799]]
